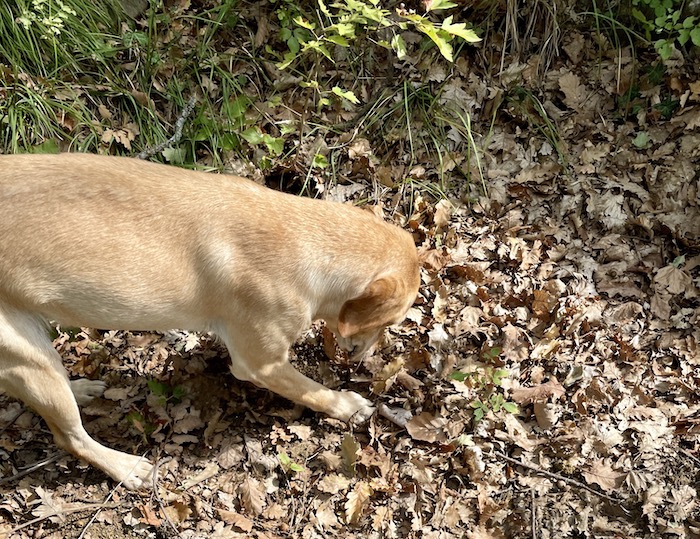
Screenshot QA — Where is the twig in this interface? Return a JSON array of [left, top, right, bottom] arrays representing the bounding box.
[[151, 456, 184, 538], [0, 452, 66, 486], [136, 96, 197, 160], [493, 450, 628, 509], [681, 448, 700, 466], [77, 451, 152, 539], [531, 487, 536, 539], [11, 502, 119, 534]]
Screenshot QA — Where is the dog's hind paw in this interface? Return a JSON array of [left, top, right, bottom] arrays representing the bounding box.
[[104, 452, 155, 490], [70, 379, 107, 405]]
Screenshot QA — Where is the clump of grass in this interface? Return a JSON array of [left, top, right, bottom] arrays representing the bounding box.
[[0, 0, 128, 152], [0, 0, 123, 78]]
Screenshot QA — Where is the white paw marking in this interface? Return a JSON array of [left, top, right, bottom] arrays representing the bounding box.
[[334, 391, 375, 424]]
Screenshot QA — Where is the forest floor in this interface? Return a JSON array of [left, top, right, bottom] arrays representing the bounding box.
[[1, 2, 700, 538]]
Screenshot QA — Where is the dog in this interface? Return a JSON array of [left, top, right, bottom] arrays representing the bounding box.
[[0, 153, 420, 489]]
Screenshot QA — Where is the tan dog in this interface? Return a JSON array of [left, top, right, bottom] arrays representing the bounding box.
[[0, 153, 420, 489]]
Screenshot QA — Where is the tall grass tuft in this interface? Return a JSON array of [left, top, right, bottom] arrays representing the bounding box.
[[0, 0, 123, 78]]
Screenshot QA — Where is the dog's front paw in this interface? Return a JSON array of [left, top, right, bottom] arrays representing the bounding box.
[[333, 391, 375, 425]]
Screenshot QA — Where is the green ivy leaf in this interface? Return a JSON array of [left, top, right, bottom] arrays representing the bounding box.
[[656, 39, 674, 60], [492, 369, 509, 386], [161, 146, 186, 163], [333, 22, 356, 37], [391, 34, 407, 58], [441, 17, 481, 42], [294, 16, 316, 30], [691, 26, 700, 46], [303, 39, 334, 62], [425, 0, 457, 12], [632, 131, 651, 148], [312, 153, 329, 168], [147, 380, 168, 396], [415, 20, 453, 62], [332, 86, 360, 104], [326, 34, 349, 46], [277, 50, 297, 70], [449, 371, 468, 382], [241, 126, 264, 145], [317, 0, 332, 17], [262, 134, 284, 156]]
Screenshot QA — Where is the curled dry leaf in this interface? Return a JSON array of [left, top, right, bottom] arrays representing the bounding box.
[[433, 199, 453, 230], [341, 433, 361, 477], [510, 377, 566, 405], [372, 357, 404, 394], [317, 473, 352, 495], [217, 509, 254, 532], [405, 412, 449, 443]]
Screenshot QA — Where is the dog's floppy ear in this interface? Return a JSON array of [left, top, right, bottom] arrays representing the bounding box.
[[338, 277, 401, 338]]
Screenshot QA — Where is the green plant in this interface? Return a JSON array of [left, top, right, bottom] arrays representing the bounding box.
[[278, 452, 307, 473], [469, 394, 519, 422], [505, 87, 568, 168], [147, 379, 186, 407], [0, 0, 122, 77], [126, 410, 158, 438], [270, 0, 479, 100], [450, 348, 519, 422], [631, 0, 700, 59]]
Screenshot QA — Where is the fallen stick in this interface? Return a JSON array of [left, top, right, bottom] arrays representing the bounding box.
[[137, 96, 197, 160], [493, 450, 628, 509]]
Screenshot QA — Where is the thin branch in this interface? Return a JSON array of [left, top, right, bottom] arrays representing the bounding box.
[[681, 448, 700, 466], [11, 502, 119, 534], [531, 487, 537, 539], [77, 451, 152, 539], [137, 96, 197, 160], [0, 452, 66, 486], [151, 456, 184, 538], [492, 450, 628, 509]]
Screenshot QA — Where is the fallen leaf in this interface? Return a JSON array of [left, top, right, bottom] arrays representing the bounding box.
[[341, 433, 361, 477], [218, 509, 254, 532], [239, 476, 266, 516], [406, 412, 449, 443], [581, 459, 625, 492], [510, 378, 566, 405], [345, 481, 373, 525]]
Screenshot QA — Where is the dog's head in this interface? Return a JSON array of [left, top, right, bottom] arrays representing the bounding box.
[[333, 270, 420, 360]]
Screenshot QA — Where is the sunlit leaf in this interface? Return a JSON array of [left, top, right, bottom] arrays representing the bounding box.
[[332, 86, 360, 104]]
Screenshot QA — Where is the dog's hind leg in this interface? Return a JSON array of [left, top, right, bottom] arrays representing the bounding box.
[[0, 305, 152, 489]]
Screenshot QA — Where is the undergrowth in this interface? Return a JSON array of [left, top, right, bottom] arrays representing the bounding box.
[[0, 0, 697, 186]]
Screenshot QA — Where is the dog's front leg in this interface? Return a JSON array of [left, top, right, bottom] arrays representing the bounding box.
[[241, 359, 375, 424], [221, 329, 374, 424]]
